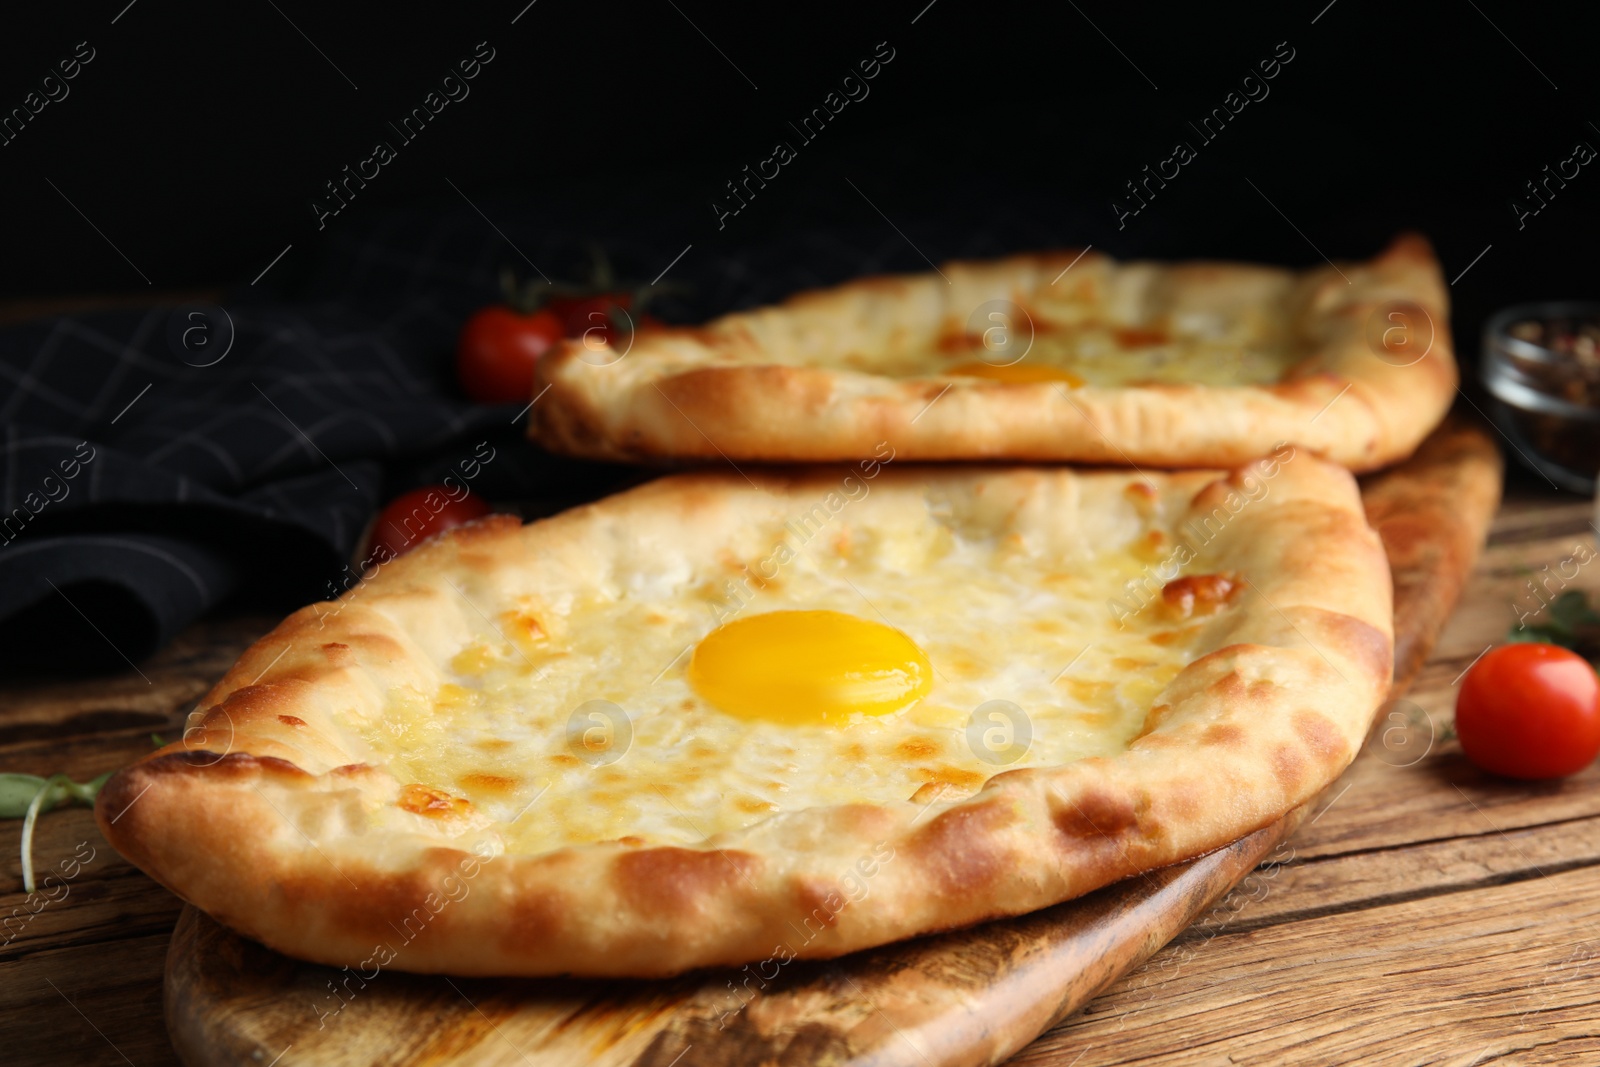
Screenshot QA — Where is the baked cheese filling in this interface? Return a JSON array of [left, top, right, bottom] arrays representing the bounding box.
[[919, 324, 1300, 387], [355, 511, 1218, 855]]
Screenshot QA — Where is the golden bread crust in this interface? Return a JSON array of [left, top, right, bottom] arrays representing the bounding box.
[[1359, 415, 1502, 683], [97, 459, 1392, 977], [532, 235, 1455, 471]]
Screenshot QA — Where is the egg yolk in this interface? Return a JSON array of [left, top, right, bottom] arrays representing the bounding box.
[[948, 361, 1086, 386], [688, 610, 932, 726]]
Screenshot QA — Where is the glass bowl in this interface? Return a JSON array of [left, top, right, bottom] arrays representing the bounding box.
[[1482, 300, 1600, 493]]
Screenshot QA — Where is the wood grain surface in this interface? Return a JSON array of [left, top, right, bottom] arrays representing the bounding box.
[[163, 819, 1302, 1067], [7, 419, 1598, 1066]]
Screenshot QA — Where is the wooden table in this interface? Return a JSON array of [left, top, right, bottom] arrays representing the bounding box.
[[3, 485, 1598, 1066]]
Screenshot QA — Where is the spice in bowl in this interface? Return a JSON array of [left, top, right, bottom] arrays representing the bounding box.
[[1483, 301, 1600, 492]]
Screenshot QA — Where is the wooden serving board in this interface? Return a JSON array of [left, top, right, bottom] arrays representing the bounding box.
[[163, 419, 1504, 1067]]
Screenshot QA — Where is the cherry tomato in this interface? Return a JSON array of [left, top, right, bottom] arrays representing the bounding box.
[[456, 306, 564, 404], [369, 486, 492, 562], [543, 294, 583, 323], [561, 293, 634, 350], [1456, 643, 1600, 779]]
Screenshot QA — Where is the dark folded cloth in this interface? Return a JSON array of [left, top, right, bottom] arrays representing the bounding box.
[[0, 209, 619, 671]]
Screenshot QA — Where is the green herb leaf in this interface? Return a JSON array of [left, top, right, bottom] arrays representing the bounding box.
[[1506, 588, 1600, 657], [1506, 623, 1573, 645], [3, 771, 112, 893], [1550, 589, 1600, 633], [0, 774, 50, 818]]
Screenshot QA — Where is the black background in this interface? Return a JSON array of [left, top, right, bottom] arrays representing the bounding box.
[[2, 0, 1597, 367]]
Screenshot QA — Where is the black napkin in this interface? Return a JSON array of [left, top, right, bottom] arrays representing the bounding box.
[[0, 209, 614, 673]]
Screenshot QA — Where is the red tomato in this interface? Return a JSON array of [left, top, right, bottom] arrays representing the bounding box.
[[369, 486, 492, 562], [543, 294, 582, 322], [561, 293, 634, 350], [1456, 643, 1600, 779], [456, 306, 564, 404]]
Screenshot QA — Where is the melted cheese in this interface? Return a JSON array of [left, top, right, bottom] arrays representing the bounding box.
[[352, 507, 1209, 855], [923, 325, 1297, 387]]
